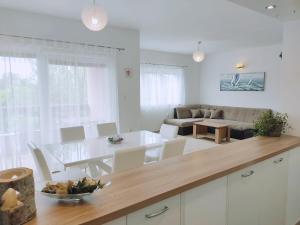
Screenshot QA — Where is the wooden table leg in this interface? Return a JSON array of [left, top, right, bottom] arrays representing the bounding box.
[[215, 128, 222, 144], [193, 124, 197, 138], [226, 127, 231, 142]]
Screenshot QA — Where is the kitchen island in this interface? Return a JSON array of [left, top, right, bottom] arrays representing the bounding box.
[[27, 135, 300, 225]]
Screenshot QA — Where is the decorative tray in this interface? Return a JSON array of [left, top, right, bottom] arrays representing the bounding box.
[[107, 136, 123, 144], [41, 177, 105, 201], [40, 191, 92, 200]]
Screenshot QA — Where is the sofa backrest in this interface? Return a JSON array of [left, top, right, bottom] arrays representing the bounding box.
[[174, 105, 201, 118], [174, 104, 271, 123]]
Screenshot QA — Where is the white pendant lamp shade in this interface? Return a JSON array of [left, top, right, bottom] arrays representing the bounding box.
[[81, 4, 108, 31], [193, 41, 205, 62], [193, 51, 205, 62]]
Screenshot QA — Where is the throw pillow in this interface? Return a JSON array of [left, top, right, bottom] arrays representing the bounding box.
[[201, 109, 211, 118], [176, 108, 192, 119], [190, 109, 202, 118], [210, 109, 223, 119]]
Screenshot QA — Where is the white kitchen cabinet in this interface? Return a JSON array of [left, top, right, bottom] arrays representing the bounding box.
[[286, 146, 300, 225], [227, 161, 265, 225], [260, 152, 288, 225], [181, 177, 227, 225], [104, 217, 126, 225], [228, 152, 289, 225], [127, 195, 180, 225]]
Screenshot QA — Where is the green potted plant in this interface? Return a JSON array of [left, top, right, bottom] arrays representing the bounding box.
[[254, 111, 290, 137]]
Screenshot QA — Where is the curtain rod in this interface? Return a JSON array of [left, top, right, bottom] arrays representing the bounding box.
[[0, 33, 126, 52], [141, 62, 188, 68]]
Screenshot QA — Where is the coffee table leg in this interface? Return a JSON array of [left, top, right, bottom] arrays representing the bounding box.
[[215, 128, 222, 144], [193, 124, 197, 138], [226, 127, 231, 142]]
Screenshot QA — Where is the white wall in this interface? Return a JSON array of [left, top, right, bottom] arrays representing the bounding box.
[[280, 20, 300, 135], [0, 7, 140, 132], [140, 49, 200, 131], [198, 45, 282, 110]]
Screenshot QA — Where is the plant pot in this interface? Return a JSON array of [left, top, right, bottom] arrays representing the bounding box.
[[268, 125, 283, 137]]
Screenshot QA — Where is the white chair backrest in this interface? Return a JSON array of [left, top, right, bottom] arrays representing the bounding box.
[[97, 122, 118, 137], [28, 143, 52, 181], [60, 126, 85, 142], [160, 124, 179, 139], [113, 146, 146, 173], [160, 138, 186, 160]]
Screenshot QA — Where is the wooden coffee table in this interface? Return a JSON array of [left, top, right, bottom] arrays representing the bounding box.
[[193, 121, 230, 144]]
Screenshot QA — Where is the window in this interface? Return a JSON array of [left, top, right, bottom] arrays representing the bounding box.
[[49, 64, 90, 126], [0, 38, 118, 170], [47, 63, 117, 142], [0, 56, 40, 169], [140, 64, 185, 108]]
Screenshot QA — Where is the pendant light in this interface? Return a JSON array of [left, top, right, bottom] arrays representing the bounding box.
[[193, 41, 205, 63], [81, 0, 108, 31]]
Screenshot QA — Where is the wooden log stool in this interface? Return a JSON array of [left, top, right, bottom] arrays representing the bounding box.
[[0, 168, 36, 225]]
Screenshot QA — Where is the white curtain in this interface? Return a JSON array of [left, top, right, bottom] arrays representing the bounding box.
[[0, 54, 40, 169], [140, 64, 185, 109], [0, 36, 118, 170], [140, 64, 185, 131]]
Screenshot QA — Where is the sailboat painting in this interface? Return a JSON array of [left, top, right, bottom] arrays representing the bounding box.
[[220, 72, 265, 91]]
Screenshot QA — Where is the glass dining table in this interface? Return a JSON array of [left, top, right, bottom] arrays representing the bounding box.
[[43, 130, 166, 169]]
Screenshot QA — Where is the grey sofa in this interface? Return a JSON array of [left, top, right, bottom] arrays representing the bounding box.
[[164, 104, 271, 139]]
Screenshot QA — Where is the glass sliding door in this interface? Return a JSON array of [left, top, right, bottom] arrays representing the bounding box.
[[0, 52, 117, 172], [45, 63, 117, 142], [0, 56, 40, 170], [47, 64, 90, 142]]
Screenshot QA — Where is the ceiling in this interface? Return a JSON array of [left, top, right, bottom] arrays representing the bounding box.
[[228, 0, 300, 21], [0, 0, 284, 54]]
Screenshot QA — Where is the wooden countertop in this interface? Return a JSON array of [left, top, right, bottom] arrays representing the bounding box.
[[27, 135, 300, 225]]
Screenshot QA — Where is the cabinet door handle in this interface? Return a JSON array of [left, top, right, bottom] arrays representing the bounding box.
[[273, 158, 284, 164], [145, 206, 169, 219], [241, 170, 254, 178]]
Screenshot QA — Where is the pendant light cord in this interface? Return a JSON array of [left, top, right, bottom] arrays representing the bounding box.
[[197, 41, 202, 51]]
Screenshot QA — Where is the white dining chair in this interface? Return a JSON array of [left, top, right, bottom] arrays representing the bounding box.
[[160, 124, 179, 139], [145, 124, 180, 163], [145, 138, 186, 163], [60, 126, 85, 143], [93, 146, 146, 175], [28, 143, 88, 182], [59, 126, 90, 171], [159, 138, 186, 160], [97, 122, 118, 137]]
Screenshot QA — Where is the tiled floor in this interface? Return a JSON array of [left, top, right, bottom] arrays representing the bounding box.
[[180, 134, 237, 154]]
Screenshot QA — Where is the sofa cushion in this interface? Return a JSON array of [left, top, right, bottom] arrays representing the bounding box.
[[176, 108, 192, 119], [190, 109, 202, 118], [199, 104, 270, 123], [164, 118, 204, 127], [210, 109, 223, 119], [204, 119, 254, 131], [201, 109, 211, 118], [220, 106, 270, 123]]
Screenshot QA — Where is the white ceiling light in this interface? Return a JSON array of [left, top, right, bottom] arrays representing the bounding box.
[[81, 0, 108, 31], [265, 4, 276, 10], [193, 41, 205, 63]]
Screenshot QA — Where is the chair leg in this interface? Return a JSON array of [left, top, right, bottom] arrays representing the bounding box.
[[88, 162, 100, 178]]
